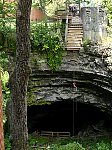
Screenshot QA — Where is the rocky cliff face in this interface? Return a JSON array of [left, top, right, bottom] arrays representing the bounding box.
[[27, 44, 112, 134], [28, 45, 112, 112]]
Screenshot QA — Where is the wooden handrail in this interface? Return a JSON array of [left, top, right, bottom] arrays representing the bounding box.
[[65, 3, 69, 44], [40, 131, 70, 137]]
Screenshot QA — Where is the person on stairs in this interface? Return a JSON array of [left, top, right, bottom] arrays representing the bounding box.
[[69, 4, 77, 17]]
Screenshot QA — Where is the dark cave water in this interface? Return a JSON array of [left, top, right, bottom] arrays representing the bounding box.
[[27, 100, 112, 136]]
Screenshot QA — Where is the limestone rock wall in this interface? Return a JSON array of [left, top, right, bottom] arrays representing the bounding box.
[[28, 46, 112, 112]]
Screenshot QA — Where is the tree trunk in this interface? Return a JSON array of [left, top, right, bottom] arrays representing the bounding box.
[[9, 0, 32, 149]]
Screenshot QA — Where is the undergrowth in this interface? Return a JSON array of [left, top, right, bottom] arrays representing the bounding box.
[[5, 134, 112, 150]]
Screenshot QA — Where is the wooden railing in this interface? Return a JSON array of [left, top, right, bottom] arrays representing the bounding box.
[[40, 131, 71, 138], [65, 3, 69, 44]]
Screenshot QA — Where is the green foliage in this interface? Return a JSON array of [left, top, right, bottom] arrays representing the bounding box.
[[32, 0, 53, 11], [27, 90, 51, 106], [4, 134, 112, 150], [76, 136, 112, 150], [82, 39, 91, 51], [0, 18, 16, 55], [28, 135, 50, 148], [102, 0, 112, 26], [28, 135, 38, 148], [0, 51, 9, 69], [27, 136, 112, 150], [52, 142, 85, 150], [31, 22, 64, 70], [1, 71, 10, 123], [0, 0, 16, 54], [102, 0, 112, 37], [0, 1, 16, 18], [96, 141, 112, 150], [4, 134, 11, 150], [0, 20, 64, 70]]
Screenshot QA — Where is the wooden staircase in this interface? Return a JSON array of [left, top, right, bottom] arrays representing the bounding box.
[[65, 16, 83, 51]]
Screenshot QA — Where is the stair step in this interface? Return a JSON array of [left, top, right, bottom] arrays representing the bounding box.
[[67, 32, 83, 34], [67, 36, 83, 38], [67, 40, 81, 44], [68, 27, 83, 29], [66, 46, 82, 51], [68, 30, 83, 32], [68, 32, 83, 35], [66, 46, 82, 49], [67, 37, 83, 40], [66, 38, 82, 42], [67, 40, 82, 42], [68, 28, 83, 29], [67, 33, 83, 36], [67, 42, 81, 44], [67, 39, 82, 41], [67, 37, 83, 39], [71, 23, 83, 26], [66, 43, 81, 47], [67, 44, 81, 46], [67, 34, 83, 36], [67, 41, 81, 44], [69, 23, 83, 25], [68, 32, 83, 34], [67, 45, 81, 49], [67, 44, 82, 47], [68, 28, 83, 30], [67, 41, 82, 43], [70, 25, 83, 27], [67, 33, 83, 38], [68, 25, 83, 27], [68, 30, 83, 33], [67, 49, 80, 51], [67, 35, 83, 37], [67, 42, 82, 44], [68, 26, 83, 28], [67, 45, 81, 47]]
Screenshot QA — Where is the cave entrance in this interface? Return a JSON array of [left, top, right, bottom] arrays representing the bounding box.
[[28, 100, 112, 136]]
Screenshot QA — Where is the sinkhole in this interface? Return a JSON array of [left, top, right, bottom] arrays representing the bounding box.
[[27, 100, 112, 136]]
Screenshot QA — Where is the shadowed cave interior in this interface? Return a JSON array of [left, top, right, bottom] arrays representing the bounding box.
[[28, 100, 112, 136]]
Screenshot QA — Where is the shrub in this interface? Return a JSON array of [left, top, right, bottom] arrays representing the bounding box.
[[51, 142, 85, 150], [83, 39, 92, 51], [4, 134, 11, 150]]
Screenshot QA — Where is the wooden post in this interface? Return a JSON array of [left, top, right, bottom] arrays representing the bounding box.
[[0, 74, 4, 150]]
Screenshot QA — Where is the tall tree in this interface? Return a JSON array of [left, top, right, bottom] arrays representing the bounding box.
[[9, 0, 32, 149]]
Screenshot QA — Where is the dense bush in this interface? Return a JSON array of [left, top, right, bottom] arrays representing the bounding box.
[[31, 22, 64, 70], [51, 142, 85, 150]]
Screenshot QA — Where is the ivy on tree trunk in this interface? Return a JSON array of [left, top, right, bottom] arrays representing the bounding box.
[[9, 0, 32, 149]]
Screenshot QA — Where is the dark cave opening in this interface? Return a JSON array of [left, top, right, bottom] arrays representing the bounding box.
[[27, 100, 112, 136]]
